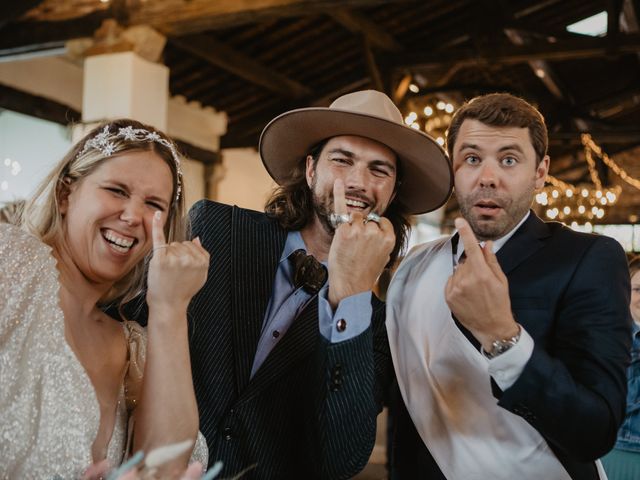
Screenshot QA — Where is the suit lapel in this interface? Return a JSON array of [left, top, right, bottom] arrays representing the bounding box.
[[242, 297, 319, 400], [450, 213, 551, 352], [231, 206, 286, 392], [496, 212, 551, 275]]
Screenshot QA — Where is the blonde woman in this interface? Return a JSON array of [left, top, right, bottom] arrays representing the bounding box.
[[0, 120, 209, 478]]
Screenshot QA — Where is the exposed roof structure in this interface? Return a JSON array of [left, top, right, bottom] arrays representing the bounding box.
[[1, 0, 639, 223]]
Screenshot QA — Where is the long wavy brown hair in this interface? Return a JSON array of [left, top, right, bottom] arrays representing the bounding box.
[[264, 139, 411, 266]]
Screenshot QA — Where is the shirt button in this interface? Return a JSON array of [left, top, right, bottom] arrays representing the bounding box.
[[336, 319, 347, 332], [272, 330, 280, 338]]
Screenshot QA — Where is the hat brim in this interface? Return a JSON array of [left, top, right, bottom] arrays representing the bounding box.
[[259, 107, 453, 214]]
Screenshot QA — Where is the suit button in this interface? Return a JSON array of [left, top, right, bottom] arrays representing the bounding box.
[[336, 319, 347, 332], [272, 330, 280, 338], [330, 363, 344, 391], [331, 378, 343, 391], [223, 427, 233, 440]]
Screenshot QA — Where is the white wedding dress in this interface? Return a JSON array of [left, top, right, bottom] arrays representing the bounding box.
[[0, 224, 207, 479]]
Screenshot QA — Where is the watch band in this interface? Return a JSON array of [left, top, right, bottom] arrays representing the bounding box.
[[481, 325, 522, 359]]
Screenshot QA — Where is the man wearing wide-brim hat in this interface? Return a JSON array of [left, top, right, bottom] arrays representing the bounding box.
[[187, 90, 453, 479]]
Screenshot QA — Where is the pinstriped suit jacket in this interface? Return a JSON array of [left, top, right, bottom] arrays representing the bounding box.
[[188, 200, 392, 480]]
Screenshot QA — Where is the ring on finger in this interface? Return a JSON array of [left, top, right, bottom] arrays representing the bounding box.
[[329, 212, 352, 228], [363, 212, 381, 225], [153, 244, 169, 251]]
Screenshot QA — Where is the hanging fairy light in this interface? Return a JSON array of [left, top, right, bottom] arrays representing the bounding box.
[[0, 157, 22, 195], [402, 93, 457, 143], [536, 175, 619, 224], [582, 133, 640, 191], [400, 75, 458, 141], [535, 135, 626, 224]]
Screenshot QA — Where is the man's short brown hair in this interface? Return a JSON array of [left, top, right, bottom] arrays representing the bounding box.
[[446, 93, 548, 163]]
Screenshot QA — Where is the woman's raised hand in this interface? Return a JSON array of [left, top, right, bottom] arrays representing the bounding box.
[[146, 211, 210, 311]]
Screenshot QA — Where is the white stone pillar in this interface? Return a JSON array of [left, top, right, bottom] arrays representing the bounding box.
[[82, 51, 168, 129], [71, 51, 228, 209], [73, 51, 169, 142]]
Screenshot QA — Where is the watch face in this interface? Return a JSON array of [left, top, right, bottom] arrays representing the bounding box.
[[485, 339, 517, 359]]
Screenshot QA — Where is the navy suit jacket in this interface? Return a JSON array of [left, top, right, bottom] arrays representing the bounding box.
[[188, 200, 392, 479], [391, 213, 632, 479]]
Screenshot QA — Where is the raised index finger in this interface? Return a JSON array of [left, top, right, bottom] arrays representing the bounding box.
[[333, 179, 347, 216], [152, 211, 167, 249], [455, 217, 483, 263]]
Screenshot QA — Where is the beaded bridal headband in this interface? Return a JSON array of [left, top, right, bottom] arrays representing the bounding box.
[[78, 125, 183, 202]]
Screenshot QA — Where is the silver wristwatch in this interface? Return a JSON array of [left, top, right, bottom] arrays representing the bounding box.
[[482, 325, 521, 359]]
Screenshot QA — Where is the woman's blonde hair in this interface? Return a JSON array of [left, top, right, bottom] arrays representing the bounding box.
[[22, 119, 186, 310]]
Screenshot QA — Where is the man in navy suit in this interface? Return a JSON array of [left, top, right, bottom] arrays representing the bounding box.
[[386, 93, 632, 479], [187, 90, 453, 479]]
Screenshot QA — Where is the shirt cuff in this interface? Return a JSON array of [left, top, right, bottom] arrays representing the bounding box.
[[318, 287, 372, 342], [487, 326, 534, 390]]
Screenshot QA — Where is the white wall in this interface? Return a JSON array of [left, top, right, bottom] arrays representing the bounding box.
[[181, 157, 205, 210], [215, 148, 276, 211], [0, 110, 71, 203]]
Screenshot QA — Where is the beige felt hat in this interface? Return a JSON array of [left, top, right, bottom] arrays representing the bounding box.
[[259, 89, 453, 214]]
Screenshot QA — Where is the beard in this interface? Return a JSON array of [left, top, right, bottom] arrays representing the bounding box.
[[312, 189, 336, 236], [309, 176, 379, 236], [456, 186, 534, 241], [309, 175, 337, 236]]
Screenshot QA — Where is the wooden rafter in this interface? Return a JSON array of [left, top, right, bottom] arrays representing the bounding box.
[[390, 33, 640, 69], [608, 0, 624, 38], [0, 0, 46, 30], [549, 131, 640, 145], [122, 0, 410, 36], [362, 37, 385, 92], [3, 0, 409, 53], [0, 83, 80, 125], [170, 34, 311, 99], [0, 10, 110, 56], [329, 9, 402, 51], [0, 84, 221, 164]]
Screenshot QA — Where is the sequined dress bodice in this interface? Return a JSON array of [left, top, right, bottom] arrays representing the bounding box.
[[1, 224, 149, 478]]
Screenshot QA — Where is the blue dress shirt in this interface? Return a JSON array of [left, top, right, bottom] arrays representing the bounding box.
[[250, 230, 372, 378]]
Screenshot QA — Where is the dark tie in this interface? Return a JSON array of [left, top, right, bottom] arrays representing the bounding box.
[[289, 249, 328, 295]]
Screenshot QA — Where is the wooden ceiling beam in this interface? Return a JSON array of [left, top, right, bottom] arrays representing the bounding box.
[[170, 34, 311, 99], [221, 106, 299, 149], [0, 83, 80, 125], [549, 131, 640, 145], [390, 33, 640, 69], [583, 86, 640, 117], [0, 84, 221, 164], [608, 0, 624, 37], [139, 0, 411, 36], [503, 29, 573, 104], [329, 9, 402, 52], [632, 0, 640, 27], [0, 10, 110, 56], [219, 78, 373, 147], [0, 0, 47, 30], [1, 0, 409, 52], [362, 37, 385, 92]]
